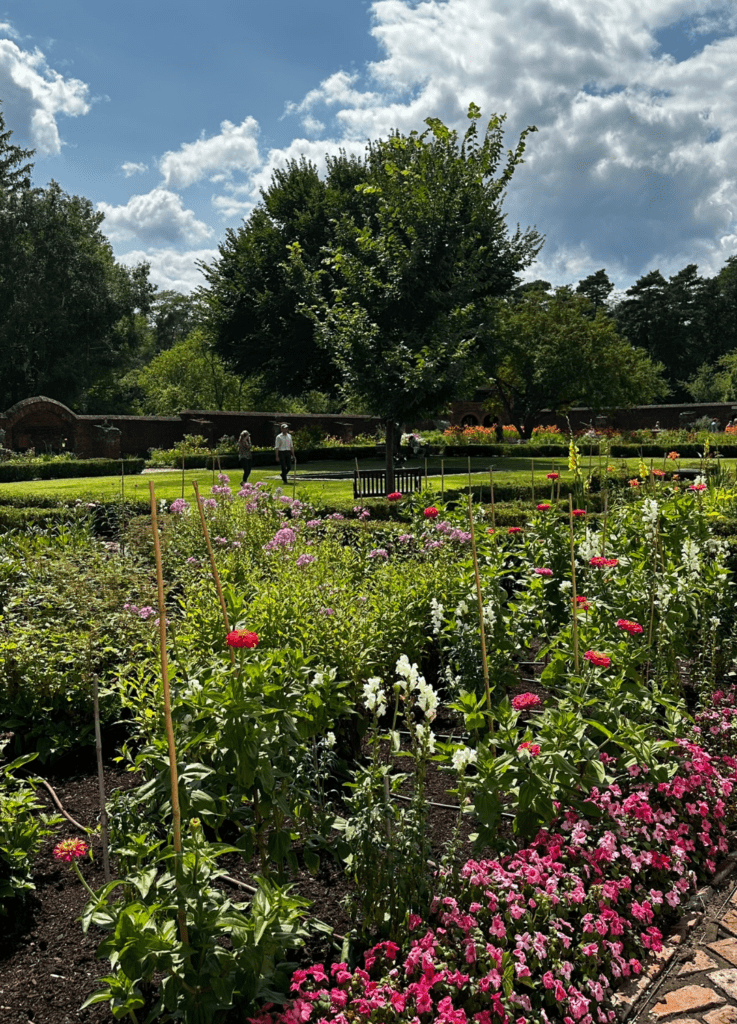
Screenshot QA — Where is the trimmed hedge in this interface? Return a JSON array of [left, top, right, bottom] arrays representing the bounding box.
[[0, 458, 145, 482]]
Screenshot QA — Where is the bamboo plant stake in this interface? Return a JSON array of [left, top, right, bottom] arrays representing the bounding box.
[[120, 460, 125, 502], [192, 481, 235, 666], [467, 493, 492, 718], [489, 467, 496, 528], [530, 459, 535, 503], [149, 482, 189, 946], [441, 459, 445, 498], [568, 495, 580, 675], [424, 456, 428, 491], [467, 455, 472, 501], [600, 493, 609, 557], [181, 454, 185, 499], [92, 672, 111, 884], [292, 452, 297, 500]]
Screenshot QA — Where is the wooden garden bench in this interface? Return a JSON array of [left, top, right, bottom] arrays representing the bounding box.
[[353, 468, 423, 498]]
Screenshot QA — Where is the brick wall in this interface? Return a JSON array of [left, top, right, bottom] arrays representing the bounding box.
[[448, 400, 737, 432]]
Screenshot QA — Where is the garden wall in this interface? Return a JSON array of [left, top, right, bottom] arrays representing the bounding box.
[[0, 396, 380, 458]]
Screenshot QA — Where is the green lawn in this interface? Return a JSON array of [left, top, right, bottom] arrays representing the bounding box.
[[0, 453, 722, 505]]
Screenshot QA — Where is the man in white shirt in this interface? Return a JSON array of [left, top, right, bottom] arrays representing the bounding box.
[[274, 423, 295, 483]]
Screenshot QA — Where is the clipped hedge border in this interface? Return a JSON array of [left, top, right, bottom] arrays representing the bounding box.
[[0, 458, 145, 483]]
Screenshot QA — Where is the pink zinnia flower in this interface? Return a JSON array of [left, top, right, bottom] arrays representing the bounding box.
[[53, 838, 89, 862], [571, 508, 586, 517], [617, 619, 643, 635], [512, 693, 542, 710], [387, 492, 402, 502], [508, 526, 523, 534], [546, 472, 560, 480], [589, 556, 618, 568], [584, 650, 611, 668], [518, 741, 541, 756], [424, 507, 439, 518], [689, 483, 707, 492], [536, 503, 551, 511], [535, 567, 553, 576], [226, 630, 259, 649]]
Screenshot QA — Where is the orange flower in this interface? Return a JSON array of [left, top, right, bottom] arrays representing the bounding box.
[[667, 451, 680, 460]]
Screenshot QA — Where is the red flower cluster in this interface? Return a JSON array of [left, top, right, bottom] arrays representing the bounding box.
[[584, 650, 611, 668], [689, 483, 707, 492], [571, 508, 587, 517], [546, 472, 560, 480], [511, 692, 542, 710], [53, 838, 89, 862], [617, 619, 643, 635], [534, 567, 553, 576], [424, 506, 439, 518], [536, 503, 551, 511], [486, 528, 495, 535], [387, 492, 402, 502], [226, 630, 259, 649], [507, 526, 523, 534], [590, 556, 618, 568], [518, 741, 541, 755], [575, 594, 590, 611]]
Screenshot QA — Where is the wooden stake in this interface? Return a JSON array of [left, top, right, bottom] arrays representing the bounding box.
[[424, 456, 428, 491], [192, 481, 235, 665], [601, 493, 608, 556], [467, 455, 472, 500], [568, 494, 580, 675], [441, 458, 445, 498], [530, 458, 535, 503], [490, 467, 496, 528], [149, 482, 189, 946], [181, 454, 185, 499], [92, 673, 111, 884], [468, 493, 492, 718], [120, 460, 125, 502], [292, 452, 297, 500]]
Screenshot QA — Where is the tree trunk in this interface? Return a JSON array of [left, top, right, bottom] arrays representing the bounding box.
[[385, 418, 396, 494]]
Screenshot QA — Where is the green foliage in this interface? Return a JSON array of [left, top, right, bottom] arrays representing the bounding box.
[[81, 830, 310, 1022], [484, 288, 668, 438], [0, 748, 62, 910]]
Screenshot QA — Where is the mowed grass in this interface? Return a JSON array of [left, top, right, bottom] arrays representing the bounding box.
[[0, 453, 723, 505]]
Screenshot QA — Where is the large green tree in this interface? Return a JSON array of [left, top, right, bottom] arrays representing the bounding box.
[[287, 105, 543, 487], [0, 179, 153, 410], [483, 289, 667, 438], [199, 154, 368, 397]]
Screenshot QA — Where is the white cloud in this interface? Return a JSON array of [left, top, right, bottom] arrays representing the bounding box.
[[116, 247, 218, 294], [97, 188, 214, 246], [0, 21, 21, 41], [0, 38, 91, 155], [122, 161, 148, 177], [159, 116, 261, 189], [302, 114, 326, 135]]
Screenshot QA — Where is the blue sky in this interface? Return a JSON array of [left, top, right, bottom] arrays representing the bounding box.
[[2, 0, 737, 297]]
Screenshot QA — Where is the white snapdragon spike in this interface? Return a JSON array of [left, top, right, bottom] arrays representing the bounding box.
[[656, 580, 673, 611], [451, 745, 478, 772], [395, 654, 420, 691], [363, 677, 387, 715], [455, 599, 469, 618], [415, 678, 439, 721], [325, 731, 336, 748], [483, 600, 497, 630], [681, 538, 701, 580], [559, 580, 572, 594], [444, 665, 462, 688], [577, 528, 600, 563], [430, 597, 445, 634], [415, 723, 436, 754], [641, 498, 659, 542]]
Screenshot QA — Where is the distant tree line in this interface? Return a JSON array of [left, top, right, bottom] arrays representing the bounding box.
[[0, 98, 734, 438]]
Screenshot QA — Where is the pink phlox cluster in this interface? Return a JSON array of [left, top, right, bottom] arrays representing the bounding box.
[[264, 527, 297, 552], [253, 733, 737, 1024], [211, 484, 232, 498]]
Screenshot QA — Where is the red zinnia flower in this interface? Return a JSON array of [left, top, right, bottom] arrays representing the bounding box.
[[53, 838, 89, 863], [508, 526, 523, 534], [518, 741, 541, 755], [546, 472, 560, 480], [617, 618, 643, 635], [487, 528, 496, 535], [424, 506, 439, 518], [226, 630, 259, 649], [571, 509, 586, 517], [575, 595, 590, 611], [387, 492, 402, 502], [589, 556, 618, 568], [584, 650, 611, 668], [689, 483, 707, 492], [511, 692, 542, 710], [535, 567, 553, 576], [536, 503, 551, 511]]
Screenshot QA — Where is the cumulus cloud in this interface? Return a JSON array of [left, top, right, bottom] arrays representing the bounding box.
[[159, 116, 261, 189], [97, 188, 214, 246], [115, 247, 218, 294], [269, 0, 737, 286], [0, 21, 21, 41], [122, 161, 148, 177], [0, 38, 91, 155]]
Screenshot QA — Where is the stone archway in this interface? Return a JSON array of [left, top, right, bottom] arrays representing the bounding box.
[[3, 396, 78, 453]]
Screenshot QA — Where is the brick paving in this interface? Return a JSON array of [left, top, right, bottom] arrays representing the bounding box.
[[624, 862, 737, 1023]]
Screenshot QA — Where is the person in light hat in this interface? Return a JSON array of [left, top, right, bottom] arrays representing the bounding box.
[[274, 423, 294, 483]]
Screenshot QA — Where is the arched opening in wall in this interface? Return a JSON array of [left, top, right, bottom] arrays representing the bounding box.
[[461, 414, 478, 427], [482, 415, 494, 427]]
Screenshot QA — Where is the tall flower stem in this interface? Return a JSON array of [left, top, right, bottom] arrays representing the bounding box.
[[568, 495, 580, 675], [468, 494, 492, 721], [92, 670, 111, 884], [530, 459, 535, 503], [192, 480, 234, 666], [489, 466, 496, 528], [600, 493, 608, 557], [148, 482, 189, 946]]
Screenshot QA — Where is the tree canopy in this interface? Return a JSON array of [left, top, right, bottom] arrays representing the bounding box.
[[483, 289, 668, 438]]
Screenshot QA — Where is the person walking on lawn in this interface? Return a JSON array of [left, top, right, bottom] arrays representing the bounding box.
[[275, 423, 295, 484], [237, 429, 253, 484]]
